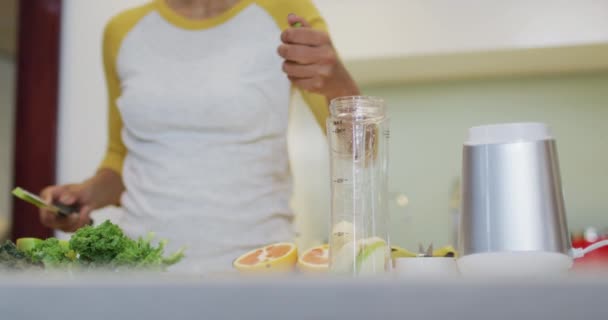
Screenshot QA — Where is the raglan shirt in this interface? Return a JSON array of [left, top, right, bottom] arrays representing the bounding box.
[[99, 0, 329, 274]]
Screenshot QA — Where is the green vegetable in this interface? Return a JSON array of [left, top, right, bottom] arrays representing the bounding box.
[[0, 220, 184, 271], [16, 237, 43, 252], [162, 247, 186, 266], [0, 241, 41, 270], [70, 220, 129, 265], [70, 220, 185, 269], [112, 233, 182, 270], [27, 238, 75, 268]]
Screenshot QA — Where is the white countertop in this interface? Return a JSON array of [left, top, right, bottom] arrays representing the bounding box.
[[1, 273, 607, 320]]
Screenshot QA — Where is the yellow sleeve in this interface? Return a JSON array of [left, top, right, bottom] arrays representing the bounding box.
[[257, 0, 331, 132], [98, 3, 155, 175]]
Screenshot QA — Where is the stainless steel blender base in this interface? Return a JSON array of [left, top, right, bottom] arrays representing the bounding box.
[[460, 139, 571, 256]]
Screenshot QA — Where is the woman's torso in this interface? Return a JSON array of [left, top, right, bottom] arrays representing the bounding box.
[[111, 0, 304, 274]]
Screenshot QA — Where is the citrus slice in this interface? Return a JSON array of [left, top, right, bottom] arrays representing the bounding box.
[[331, 240, 358, 274], [233, 242, 297, 273], [16, 237, 43, 253], [331, 220, 355, 251], [433, 245, 457, 258], [356, 237, 388, 275], [297, 244, 329, 273], [391, 245, 417, 260]]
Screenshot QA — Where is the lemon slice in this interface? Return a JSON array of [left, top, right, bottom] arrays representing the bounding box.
[[331, 220, 355, 251], [433, 245, 458, 258], [233, 242, 297, 274], [391, 245, 417, 259], [297, 244, 329, 273], [331, 240, 358, 274]]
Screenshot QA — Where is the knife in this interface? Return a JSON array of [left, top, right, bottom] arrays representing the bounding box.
[[12, 187, 80, 217]]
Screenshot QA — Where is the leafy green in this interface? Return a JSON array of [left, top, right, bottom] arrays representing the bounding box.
[[27, 238, 75, 268], [69, 220, 129, 265], [112, 233, 163, 268], [162, 247, 186, 266], [69, 220, 184, 269], [112, 233, 185, 270], [0, 241, 41, 270], [0, 220, 184, 271]]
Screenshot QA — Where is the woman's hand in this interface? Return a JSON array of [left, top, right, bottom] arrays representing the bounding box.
[[278, 14, 360, 102], [40, 182, 95, 232], [39, 169, 124, 232]]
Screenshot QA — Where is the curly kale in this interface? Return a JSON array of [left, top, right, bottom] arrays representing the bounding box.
[[0, 220, 184, 271], [0, 241, 40, 270], [113, 233, 185, 270], [27, 238, 75, 268], [112, 233, 163, 268], [69, 220, 184, 269], [69, 220, 129, 265]]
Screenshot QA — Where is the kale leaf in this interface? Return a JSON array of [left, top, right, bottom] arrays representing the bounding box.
[[27, 238, 75, 268], [69, 220, 130, 265], [0, 241, 40, 270]]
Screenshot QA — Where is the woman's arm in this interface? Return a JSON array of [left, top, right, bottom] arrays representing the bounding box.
[[39, 169, 124, 232], [278, 14, 360, 103]]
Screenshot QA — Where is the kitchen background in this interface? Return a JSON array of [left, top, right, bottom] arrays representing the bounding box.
[[1, 0, 608, 251], [0, 0, 17, 242]]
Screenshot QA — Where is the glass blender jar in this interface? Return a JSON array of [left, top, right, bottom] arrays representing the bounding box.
[[327, 96, 390, 276]]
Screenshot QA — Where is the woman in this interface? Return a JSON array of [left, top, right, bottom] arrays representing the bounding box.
[[39, 0, 359, 274]]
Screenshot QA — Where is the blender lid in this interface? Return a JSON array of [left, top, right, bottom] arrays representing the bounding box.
[[465, 122, 553, 146]]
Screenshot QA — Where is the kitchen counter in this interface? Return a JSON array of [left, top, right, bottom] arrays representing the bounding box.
[[1, 273, 607, 320]]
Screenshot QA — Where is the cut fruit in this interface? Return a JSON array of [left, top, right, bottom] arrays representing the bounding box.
[[331, 220, 355, 252], [390, 245, 458, 259], [297, 244, 329, 273], [233, 242, 297, 274], [331, 240, 358, 274], [391, 245, 417, 260], [433, 245, 458, 258], [16, 237, 43, 253], [356, 237, 388, 275]]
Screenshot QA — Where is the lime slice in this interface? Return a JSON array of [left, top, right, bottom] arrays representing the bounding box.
[[356, 237, 388, 275], [16, 237, 43, 253]]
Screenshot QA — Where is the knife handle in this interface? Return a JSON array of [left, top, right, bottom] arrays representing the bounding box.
[[52, 202, 80, 217]]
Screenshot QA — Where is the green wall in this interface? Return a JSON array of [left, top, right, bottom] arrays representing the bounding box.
[[361, 72, 608, 249]]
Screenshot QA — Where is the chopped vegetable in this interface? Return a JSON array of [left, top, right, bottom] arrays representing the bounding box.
[[113, 233, 184, 269], [0, 220, 184, 271], [27, 238, 75, 268], [70, 220, 129, 265], [0, 241, 41, 270], [16, 237, 43, 252]]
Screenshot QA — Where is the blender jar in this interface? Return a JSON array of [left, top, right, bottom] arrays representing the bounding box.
[[327, 96, 390, 276]]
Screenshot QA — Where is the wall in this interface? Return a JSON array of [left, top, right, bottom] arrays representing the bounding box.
[[318, 0, 608, 61], [0, 0, 17, 241], [58, 0, 147, 184], [0, 57, 15, 240], [361, 73, 608, 249]]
